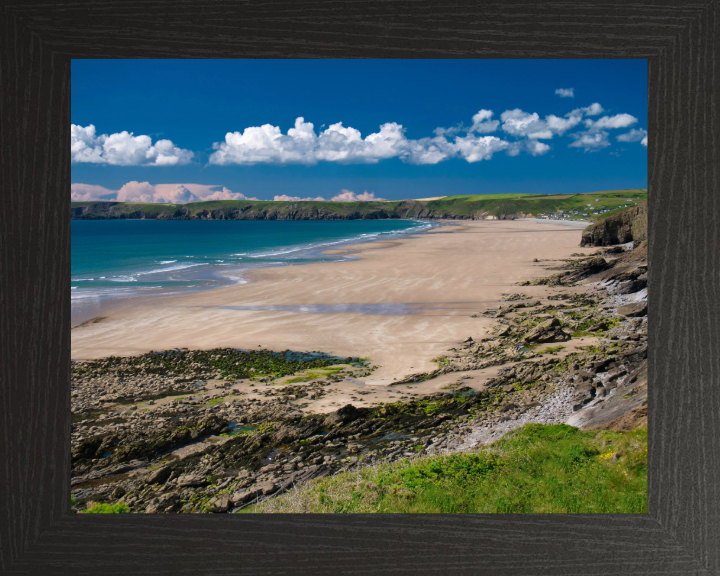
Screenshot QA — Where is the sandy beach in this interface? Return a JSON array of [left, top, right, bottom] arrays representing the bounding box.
[[72, 219, 591, 401]]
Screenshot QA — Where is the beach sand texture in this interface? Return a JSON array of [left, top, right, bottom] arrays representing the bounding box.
[[72, 219, 589, 388]]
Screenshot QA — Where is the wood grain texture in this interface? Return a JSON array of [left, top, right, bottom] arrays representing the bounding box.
[[1, 1, 718, 574]]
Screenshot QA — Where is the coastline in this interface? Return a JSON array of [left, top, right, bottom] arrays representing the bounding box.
[[71, 218, 435, 327], [72, 218, 595, 399], [70, 216, 649, 514]]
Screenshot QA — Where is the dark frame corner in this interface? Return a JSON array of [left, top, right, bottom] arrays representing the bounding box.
[[1, 1, 718, 574]]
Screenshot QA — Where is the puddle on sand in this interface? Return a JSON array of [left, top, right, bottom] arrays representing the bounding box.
[[198, 302, 493, 317]]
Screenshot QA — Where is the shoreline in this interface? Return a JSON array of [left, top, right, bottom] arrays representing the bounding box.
[[71, 218, 437, 327], [72, 218, 600, 400]]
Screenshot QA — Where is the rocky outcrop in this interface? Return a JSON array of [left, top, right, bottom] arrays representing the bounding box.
[[580, 201, 647, 247], [523, 318, 571, 344]]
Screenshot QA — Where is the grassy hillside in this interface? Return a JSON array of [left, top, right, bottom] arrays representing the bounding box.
[[243, 424, 647, 514], [71, 189, 647, 223]]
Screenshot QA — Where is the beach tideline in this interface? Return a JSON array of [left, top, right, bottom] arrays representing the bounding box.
[[72, 219, 589, 407]]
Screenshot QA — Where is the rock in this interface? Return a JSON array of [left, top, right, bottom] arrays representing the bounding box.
[[209, 495, 231, 513], [271, 421, 320, 445], [323, 404, 365, 427], [495, 326, 511, 337], [111, 486, 126, 498], [616, 302, 647, 317], [580, 201, 647, 247], [257, 481, 277, 495], [587, 322, 608, 332], [523, 318, 571, 344], [177, 474, 207, 488], [231, 488, 260, 504], [145, 466, 172, 485]]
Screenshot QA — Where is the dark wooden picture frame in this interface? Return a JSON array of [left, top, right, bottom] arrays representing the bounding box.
[[1, 2, 718, 574]]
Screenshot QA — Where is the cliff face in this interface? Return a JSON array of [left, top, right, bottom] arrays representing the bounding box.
[[580, 201, 647, 247]]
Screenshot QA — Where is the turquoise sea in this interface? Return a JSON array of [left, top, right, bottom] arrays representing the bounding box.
[[71, 219, 434, 324]]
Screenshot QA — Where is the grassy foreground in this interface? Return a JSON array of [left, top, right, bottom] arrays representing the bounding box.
[[244, 424, 647, 514]]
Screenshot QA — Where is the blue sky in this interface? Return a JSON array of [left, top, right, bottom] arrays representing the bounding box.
[[71, 59, 647, 203]]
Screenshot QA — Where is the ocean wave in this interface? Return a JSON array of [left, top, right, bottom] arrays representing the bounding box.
[[135, 262, 208, 276], [157, 260, 177, 264], [71, 278, 95, 281]]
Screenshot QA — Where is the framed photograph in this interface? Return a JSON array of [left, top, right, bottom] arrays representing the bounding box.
[[2, 2, 718, 574]]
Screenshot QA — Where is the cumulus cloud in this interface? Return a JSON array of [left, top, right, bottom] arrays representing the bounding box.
[[500, 108, 584, 140], [584, 113, 637, 132], [70, 182, 256, 203], [569, 131, 611, 151], [209, 109, 560, 167], [576, 102, 604, 116], [617, 128, 648, 143], [331, 190, 385, 202], [640, 135, 647, 147], [209, 118, 452, 166], [469, 109, 501, 133], [273, 194, 325, 201], [555, 88, 574, 98], [452, 134, 511, 162], [71, 125, 194, 166], [568, 113, 640, 151], [70, 183, 118, 201]]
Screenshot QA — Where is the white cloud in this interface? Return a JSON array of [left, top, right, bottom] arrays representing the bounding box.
[[70, 182, 256, 203], [555, 88, 574, 98], [585, 113, 638, 132], [71, 125, 193, 166], [469, 109, 500, 133], [331, 190, 385, 202], [617, 128, 648, 143], [501, 109, 553, 139], [500, 108, 584, 140], [640, 135, 647, 147], [210, 112, 549, 167], [569, 131, 611, 151], [567, 103, 604, 118], [70, 183, 117, 201], [273, 195, 325, 201], [452, 134, 511, 162]]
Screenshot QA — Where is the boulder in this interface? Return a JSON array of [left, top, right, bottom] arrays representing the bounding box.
[[271, 421, 320, 445], [257, 481, 277, 495], [523, 318, 571, 344], [209, 495, 231, 513], [616, 302, 647, 317], [177, 474, 207, 488], [145, 466, 172, 485], [323, 404, 365, 427], [231, 488, 260, 504]]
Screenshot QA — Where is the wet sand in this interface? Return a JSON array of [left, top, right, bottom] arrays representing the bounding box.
[[72, 219, 592, 404]]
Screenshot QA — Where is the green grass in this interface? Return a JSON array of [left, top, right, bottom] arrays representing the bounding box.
[[244, 424, 647, 514], [541, 346, 566, 355], [205, 397, 224, 406], [83, 502, 130, 514]]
